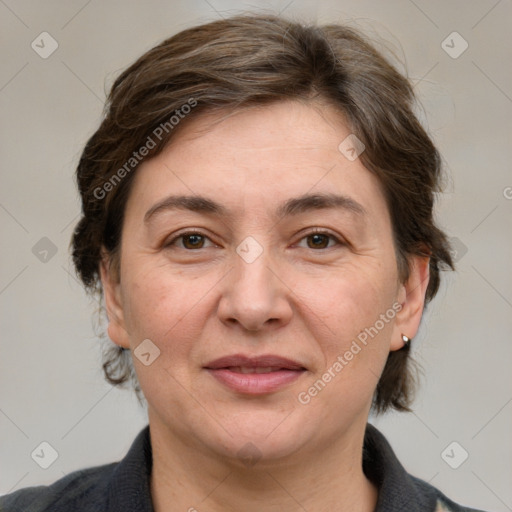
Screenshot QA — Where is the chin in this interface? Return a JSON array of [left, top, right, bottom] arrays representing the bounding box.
[[199, 408, 314, 464]]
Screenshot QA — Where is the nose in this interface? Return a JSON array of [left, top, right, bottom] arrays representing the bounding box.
[[217, 248, 293, 332]]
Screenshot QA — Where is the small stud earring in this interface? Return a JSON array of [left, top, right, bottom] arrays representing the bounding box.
[[401, 334, 411, 347]]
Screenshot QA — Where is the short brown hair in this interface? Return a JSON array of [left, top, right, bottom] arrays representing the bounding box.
[[71, 14, 454, 413]]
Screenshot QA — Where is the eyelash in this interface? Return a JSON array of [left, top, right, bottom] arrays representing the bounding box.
[[165, 229, 345, 251]]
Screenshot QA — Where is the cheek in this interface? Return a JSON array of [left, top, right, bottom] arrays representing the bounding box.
[[296, 261, 398, 407], [120, 262, 222, 377], [303, 263, 397, 340], [294, 280, 396, 427], [121, 264, 199, 345]]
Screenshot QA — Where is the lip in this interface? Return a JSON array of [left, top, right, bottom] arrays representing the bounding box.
[[205, 354, 306, 370], [204, 354, 307, 395]]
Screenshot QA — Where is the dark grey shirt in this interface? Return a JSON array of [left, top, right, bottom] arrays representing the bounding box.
[[0, 424, 487, 511]]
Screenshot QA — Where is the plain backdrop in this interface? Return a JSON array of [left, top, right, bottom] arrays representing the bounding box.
[[1, 1, 511, 510]]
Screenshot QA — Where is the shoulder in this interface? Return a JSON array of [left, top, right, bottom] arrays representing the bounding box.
[[0, 425, 152, 512], [410, 475, 489, 512], [364, 423, 490, 512], [0, 462, 117, 512]]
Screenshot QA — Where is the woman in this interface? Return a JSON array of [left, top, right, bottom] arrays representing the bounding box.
[[1, 14, 487, 512]]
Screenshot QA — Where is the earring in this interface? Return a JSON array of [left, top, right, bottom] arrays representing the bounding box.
[[401, 334, 411, 347]]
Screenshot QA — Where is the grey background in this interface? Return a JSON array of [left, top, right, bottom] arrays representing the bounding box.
[[1, 1, 511, 510]]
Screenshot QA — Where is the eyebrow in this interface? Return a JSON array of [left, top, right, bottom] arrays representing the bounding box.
[[144, 192, 367, 223], [144, 195, 228, 223], [276, 192, 366, 218]]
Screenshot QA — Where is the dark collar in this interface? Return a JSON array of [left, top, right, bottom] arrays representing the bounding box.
[[363, 423, 437, 511], [105, 423, 437, 512], [106, 425, 154, 511]]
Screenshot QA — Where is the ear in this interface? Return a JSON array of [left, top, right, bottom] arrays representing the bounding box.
[[390, 254, 430, 351], [99, 249, 131, 349]]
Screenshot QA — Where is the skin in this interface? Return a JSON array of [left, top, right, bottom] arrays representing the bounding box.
[[101, 100, 430, 512]]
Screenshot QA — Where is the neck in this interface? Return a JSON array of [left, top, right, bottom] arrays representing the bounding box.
[[149, 411, 378, 512]]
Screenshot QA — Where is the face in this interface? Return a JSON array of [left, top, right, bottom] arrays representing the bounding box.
[[102, 100, 429, 464]]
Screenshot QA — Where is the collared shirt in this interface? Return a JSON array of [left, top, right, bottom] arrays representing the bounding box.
[[0, 423, 487, 511]]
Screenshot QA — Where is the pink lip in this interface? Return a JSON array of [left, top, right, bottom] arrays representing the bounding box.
[[205, 354, 305, 370], [204, 354, 307, 395]]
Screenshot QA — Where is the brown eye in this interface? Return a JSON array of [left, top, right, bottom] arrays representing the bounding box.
[[306, 233, 330, 249], [182, 234, 205, 249], [165, 231, 215, 250], [297, 231, 342, 250]]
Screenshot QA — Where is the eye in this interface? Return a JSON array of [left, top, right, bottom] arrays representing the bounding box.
[[296, 230, 344, 250], [165, 231, 216, 250]]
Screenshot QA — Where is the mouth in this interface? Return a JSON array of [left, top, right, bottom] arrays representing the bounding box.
[[204, 354, 307, 395], [222, 366, 292, 374]]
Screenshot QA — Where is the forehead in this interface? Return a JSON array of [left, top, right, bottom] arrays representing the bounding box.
[[127, 100, 389, 222]]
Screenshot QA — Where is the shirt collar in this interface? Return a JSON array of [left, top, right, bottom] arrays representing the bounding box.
[[363, 423, 436, 511], [107, 425, 154, 511]]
